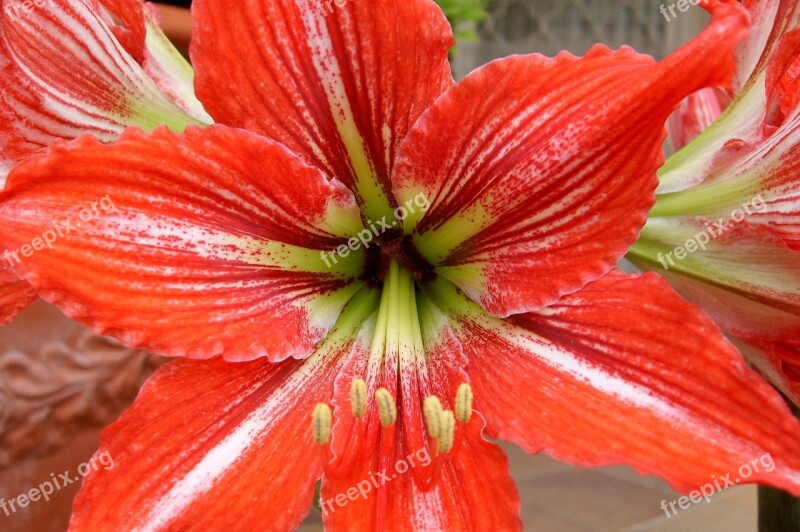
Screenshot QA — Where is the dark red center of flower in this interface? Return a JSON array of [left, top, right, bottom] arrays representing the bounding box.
[[363, 233, 435, 285]]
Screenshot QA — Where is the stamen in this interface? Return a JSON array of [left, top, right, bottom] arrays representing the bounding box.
[[423, 396, 444, 438], [437, 410, 456, 453], [375, 388, 397, 427], [312, 403, 333, 445], [350, 378, 368, 419], [455, 383, 473, 423]]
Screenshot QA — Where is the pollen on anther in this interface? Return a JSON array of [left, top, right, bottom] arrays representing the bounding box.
[[350, 378, 368, 419], [455, 383, 473, 423], [375, 388, 397, 427], [312, 403, 333, 445], [423, 396, 444, 438], [437, 410, 456, 454]]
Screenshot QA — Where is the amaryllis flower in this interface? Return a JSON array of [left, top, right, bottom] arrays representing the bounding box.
[[3, 0, 800, 529], [0, 0, 211, 325], [628, 0, 800, 406]]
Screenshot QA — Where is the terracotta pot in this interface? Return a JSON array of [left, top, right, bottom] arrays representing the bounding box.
[[0, 302, 162, 529]]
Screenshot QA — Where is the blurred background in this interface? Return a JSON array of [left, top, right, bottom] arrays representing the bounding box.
[[1, 1, 756, 531], [154, 0, 708, 75]]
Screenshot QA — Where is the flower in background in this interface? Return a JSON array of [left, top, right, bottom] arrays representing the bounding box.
[[0, 0, 211, 325], [3, 0, 800, 530], [628, 0, 800, 406]]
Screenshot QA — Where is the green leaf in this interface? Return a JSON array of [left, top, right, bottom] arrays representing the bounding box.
[[435, 0, 489, 53]]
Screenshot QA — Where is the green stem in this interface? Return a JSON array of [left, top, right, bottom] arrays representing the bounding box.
[[758, 403, 800, 531]]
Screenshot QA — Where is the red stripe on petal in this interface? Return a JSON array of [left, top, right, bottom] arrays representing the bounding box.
[[0, 125, 365, 360]]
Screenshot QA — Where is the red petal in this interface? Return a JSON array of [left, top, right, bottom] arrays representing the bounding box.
[[738, 339, 800, 408], [657, 266, 800, 341], [191, 0, 454, 219], [70, 358, 323, 530], [428, 271, 800, 495], [0, 268, 36, 326], [392, 0, 749, 317], [321, 414, 520, 531], [0, 125, 366, 360], [93, 0, 147, 61], [630, 224, 800, 406], [0, 0, 201, 176], [737, 0, 800, 98], [667, 88, 731, 153], [69, 289, 378, 530], [777, 52, 800, 118]]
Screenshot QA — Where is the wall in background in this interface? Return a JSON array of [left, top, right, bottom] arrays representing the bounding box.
[[452, 0, 708, 78]]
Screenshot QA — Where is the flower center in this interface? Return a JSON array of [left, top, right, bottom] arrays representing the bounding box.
[[363, 234, 435, 285]]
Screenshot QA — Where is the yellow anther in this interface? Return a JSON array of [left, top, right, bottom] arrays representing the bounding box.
[[423, 396, 444, 439], [312, 403, 333, 445], [375, 388, 397, 427], [455, 383, 473, 423], [350, 378, 368, 419], [437, 410, 456, 454]]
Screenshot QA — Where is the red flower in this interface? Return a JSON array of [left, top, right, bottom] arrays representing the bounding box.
[[3, 0, 800, 529], [630, 0, 800, 406]]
